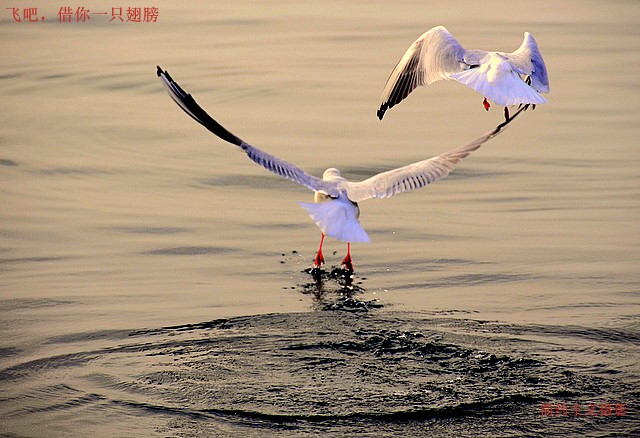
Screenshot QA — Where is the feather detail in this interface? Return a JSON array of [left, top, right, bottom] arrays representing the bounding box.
[[450, 59, 547, 106]]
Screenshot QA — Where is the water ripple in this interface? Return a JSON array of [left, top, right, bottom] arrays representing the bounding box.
[[3, 312, 634, 436]]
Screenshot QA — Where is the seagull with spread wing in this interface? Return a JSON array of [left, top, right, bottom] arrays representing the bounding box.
[[157, 66, 527, 272], [378, 26, 548, 121]]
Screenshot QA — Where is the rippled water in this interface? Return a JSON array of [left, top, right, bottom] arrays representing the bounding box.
[[1, 1, 639, 436]]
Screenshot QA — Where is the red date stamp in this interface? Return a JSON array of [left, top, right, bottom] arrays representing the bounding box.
[[541, 402, 627, 417]]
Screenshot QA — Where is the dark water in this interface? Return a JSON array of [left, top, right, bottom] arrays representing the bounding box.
[[1, 1, 639, 436], [1, 286, 638, 437]]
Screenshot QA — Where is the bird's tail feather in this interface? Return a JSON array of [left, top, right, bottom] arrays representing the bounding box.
[[450, 68, 547, 106], [298, 200, 370, 243]]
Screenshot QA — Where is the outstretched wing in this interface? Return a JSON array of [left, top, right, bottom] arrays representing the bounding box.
[[506, 32, 549, 94], [344, 105, 529, 202], [157, 66, 338, 197], [377, 26, 479, 120]]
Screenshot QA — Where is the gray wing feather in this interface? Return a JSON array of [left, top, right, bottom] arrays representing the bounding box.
[[378, 26, 479, 120], [157, 66, 338, 197], [345, 105, 529, 202]]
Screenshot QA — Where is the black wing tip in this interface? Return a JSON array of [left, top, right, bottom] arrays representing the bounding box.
[[157, 66, 178, 87], [156, 65, 248, 148], [377, 103, 389, 120], [157, 66, 174, 84]]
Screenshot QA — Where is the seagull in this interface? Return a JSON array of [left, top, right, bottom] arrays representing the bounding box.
[[377, 25, 549, 121], [157, 66, 528, 272]]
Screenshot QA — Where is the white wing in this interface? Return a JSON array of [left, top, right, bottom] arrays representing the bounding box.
[[157, 66, 339, 197], [505, 32, 549, 94], [343, 104, 530, 202], [158, 66, 529, 207], [449, 32, 549, 106], [377, 26, 483, 120]]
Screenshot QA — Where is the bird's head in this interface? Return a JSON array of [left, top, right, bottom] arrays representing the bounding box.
[[322, 168, 342, 180]]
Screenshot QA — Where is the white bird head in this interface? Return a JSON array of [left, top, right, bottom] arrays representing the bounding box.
[[322, 168, 343, 180]]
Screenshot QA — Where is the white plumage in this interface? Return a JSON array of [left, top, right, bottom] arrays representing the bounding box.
[[378, 26, 549, 120], [157, 66, 528, 268], [298, 198, 370, 244]]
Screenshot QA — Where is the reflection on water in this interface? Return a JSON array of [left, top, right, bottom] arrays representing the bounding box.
[[1, 1, 639, 436]]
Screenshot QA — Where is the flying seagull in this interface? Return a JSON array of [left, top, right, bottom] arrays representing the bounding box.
[[157, 66, 528, 272], [377, 25, 548, 121]]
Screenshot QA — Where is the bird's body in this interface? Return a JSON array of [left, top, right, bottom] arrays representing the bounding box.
[[299, 168, 369, 243], [378, 26, 548, 120], [157, 66, 527, 271]]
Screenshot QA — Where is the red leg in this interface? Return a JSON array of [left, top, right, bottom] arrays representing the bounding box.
[[313, 233, 325, 268], [482, 97, 491, 111], [341, 242, 354, 272]]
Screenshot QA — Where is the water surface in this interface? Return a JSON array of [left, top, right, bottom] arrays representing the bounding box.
[[1, 1, 638, 436]]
